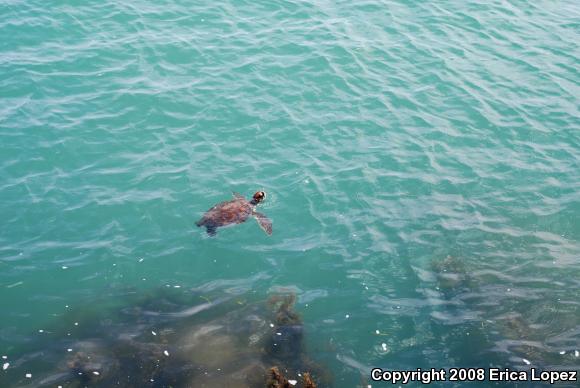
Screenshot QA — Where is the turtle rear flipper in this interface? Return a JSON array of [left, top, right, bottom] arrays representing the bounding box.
[[197, 219, 217, 236], [205, 225, 217, 236], [253, 211, 272, 235]]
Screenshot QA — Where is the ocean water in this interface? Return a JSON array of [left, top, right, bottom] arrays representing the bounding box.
[[1, 0, 579, 386]]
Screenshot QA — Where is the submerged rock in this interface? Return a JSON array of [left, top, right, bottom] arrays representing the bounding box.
[[264, 294, 328, 387], [21, 289, 329, 388], [431, 255, 474, 296], [184, 293, 327, 387]]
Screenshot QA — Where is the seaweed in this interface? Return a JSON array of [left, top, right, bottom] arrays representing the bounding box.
[[303, 372, 317, 388], [266, 294, 304, 368], [263, 294, 326, 388], [265, 366, 318, 388], [266, 366, 291, 388]]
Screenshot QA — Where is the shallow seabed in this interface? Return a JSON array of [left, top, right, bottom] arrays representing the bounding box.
[[1, 0, 579, 387]]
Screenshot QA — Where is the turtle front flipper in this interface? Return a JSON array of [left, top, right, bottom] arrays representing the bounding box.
[[253, 211, 272, 235]]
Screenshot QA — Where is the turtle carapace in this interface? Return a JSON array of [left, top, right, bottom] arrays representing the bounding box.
[[196, 191, 272, 236]]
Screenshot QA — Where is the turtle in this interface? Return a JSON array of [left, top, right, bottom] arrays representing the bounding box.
[[196, 191, 272, 236]]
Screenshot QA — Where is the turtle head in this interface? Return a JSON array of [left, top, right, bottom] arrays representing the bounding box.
[[251, 191, 266, 205]]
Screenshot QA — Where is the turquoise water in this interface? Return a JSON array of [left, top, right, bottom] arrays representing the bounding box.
[[1, 0, 579, 386]]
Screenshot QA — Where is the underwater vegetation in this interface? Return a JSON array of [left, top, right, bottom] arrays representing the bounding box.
[[266, 366, 316, 388], [1, 288, 329, 387]]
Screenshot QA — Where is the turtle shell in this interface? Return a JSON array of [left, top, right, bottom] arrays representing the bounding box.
[[196, 192, 272, 236], [196, 198, 252, 229]]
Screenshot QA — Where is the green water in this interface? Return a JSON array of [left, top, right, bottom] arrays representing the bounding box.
[[1, 0, 579, 386]]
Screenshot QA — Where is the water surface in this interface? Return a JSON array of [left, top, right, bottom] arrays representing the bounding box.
[[1, 0, 579, 386]]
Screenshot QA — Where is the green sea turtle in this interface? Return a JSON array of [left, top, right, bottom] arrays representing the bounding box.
[[196, 191, 272, 236]]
